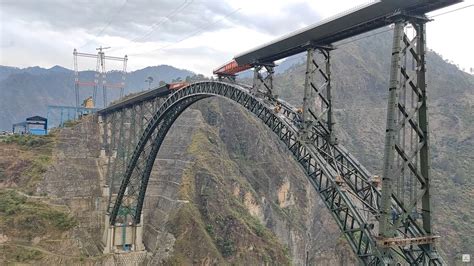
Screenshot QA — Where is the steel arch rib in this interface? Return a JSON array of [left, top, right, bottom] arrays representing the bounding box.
[[108, 81, 441, 264]]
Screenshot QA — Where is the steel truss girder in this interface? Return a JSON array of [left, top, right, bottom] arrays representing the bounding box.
[[101, 97, 166, 213], [379, 17, 442, 265], [109, 81, 389, 264]]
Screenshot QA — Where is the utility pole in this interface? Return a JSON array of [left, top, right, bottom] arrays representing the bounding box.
[[97, 46, 111, 107]]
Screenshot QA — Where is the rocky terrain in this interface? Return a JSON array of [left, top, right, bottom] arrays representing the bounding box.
[[0, 106, 356, 265], [141, 99, 357, 265]]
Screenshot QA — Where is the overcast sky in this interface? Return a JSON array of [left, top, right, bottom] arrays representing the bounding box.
[[0, 0, 472, 75]]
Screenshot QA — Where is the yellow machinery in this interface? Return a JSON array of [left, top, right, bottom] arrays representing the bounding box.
[[82, 96, 94, 108]]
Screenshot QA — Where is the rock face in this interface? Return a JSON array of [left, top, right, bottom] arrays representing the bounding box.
[[34, 103, 355, 264], [141, 99, 356, 265], [37, 116, 105, 257]]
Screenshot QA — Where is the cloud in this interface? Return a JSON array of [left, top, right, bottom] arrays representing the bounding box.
[[228, 1, 322, 35], [1, 0, 236, 44], [0, 0, 471, 76], [0, 0, 324, 73]]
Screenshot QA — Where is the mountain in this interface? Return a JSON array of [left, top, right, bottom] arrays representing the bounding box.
[[0, 65, 23, 81], [0, 65, 195, 130], [0, 65, 70, 81]]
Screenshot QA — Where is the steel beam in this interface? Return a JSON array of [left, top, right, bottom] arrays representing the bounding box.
[[234, 0, 461, 65]]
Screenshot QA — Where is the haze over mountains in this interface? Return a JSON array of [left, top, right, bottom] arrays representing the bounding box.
[[0, 65, 195, 130]]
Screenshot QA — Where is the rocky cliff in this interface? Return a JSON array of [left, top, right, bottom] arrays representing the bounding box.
[[141, 99, 356, 265]]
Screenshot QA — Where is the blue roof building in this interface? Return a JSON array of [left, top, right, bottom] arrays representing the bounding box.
[[12, 116, 48, 135]]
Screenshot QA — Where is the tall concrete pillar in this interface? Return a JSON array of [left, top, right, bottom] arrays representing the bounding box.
[[134, 213, 145, 251], [103, 214, 114, 254]]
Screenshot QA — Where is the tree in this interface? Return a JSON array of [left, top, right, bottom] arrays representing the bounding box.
[[145, 76, 153, 90]]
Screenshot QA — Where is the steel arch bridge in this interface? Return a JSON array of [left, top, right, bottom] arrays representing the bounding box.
[[96, 1, 464, 264], [101, 81, 438, 265]]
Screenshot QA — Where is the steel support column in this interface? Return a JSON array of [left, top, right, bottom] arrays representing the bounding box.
[[380, 21, 404, 240], [99, 50, 107, 107], [101, 114, 109, 154], [417, 21, 432, 237], [379, 17, 436, 263], [107, 110, 128, 214], [73, 49, 80, 109], [94, 56, 100, 105], [252, 63, 275, 98], [302, 46, 334, 144]]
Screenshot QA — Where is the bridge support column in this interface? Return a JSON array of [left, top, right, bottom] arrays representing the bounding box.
[[111, 110, 130, 211], [252, 63, 275, 99], [103, 214, 113, 253], [102, 214, 145, 254], [380, 16, 435, 262], [98, 114, 107, 157], [301, 46, 334, 143]]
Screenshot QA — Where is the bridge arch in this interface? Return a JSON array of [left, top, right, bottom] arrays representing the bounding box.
[[106, 79, 455, 264], [108, 81, 386, 263]]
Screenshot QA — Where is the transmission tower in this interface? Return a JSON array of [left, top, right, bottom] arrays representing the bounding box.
[[73, 48, 128, 108]]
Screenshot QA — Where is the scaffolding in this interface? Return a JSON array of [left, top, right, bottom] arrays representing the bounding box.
[[46, 105, 99, 128]]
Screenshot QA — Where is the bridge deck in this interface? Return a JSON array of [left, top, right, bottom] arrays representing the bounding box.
[[98, 85, 170, 115], [234, 0, 461, 65]]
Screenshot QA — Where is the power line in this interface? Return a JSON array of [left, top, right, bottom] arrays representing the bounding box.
[[335, 4, 473, 48], [129, 7, 242, 56], [108, 0, 192, 54], [132, 0, 192, 43], [80, 0, 129, 49], [95, 0, 128, 38], [121, 2, 471, 59]]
